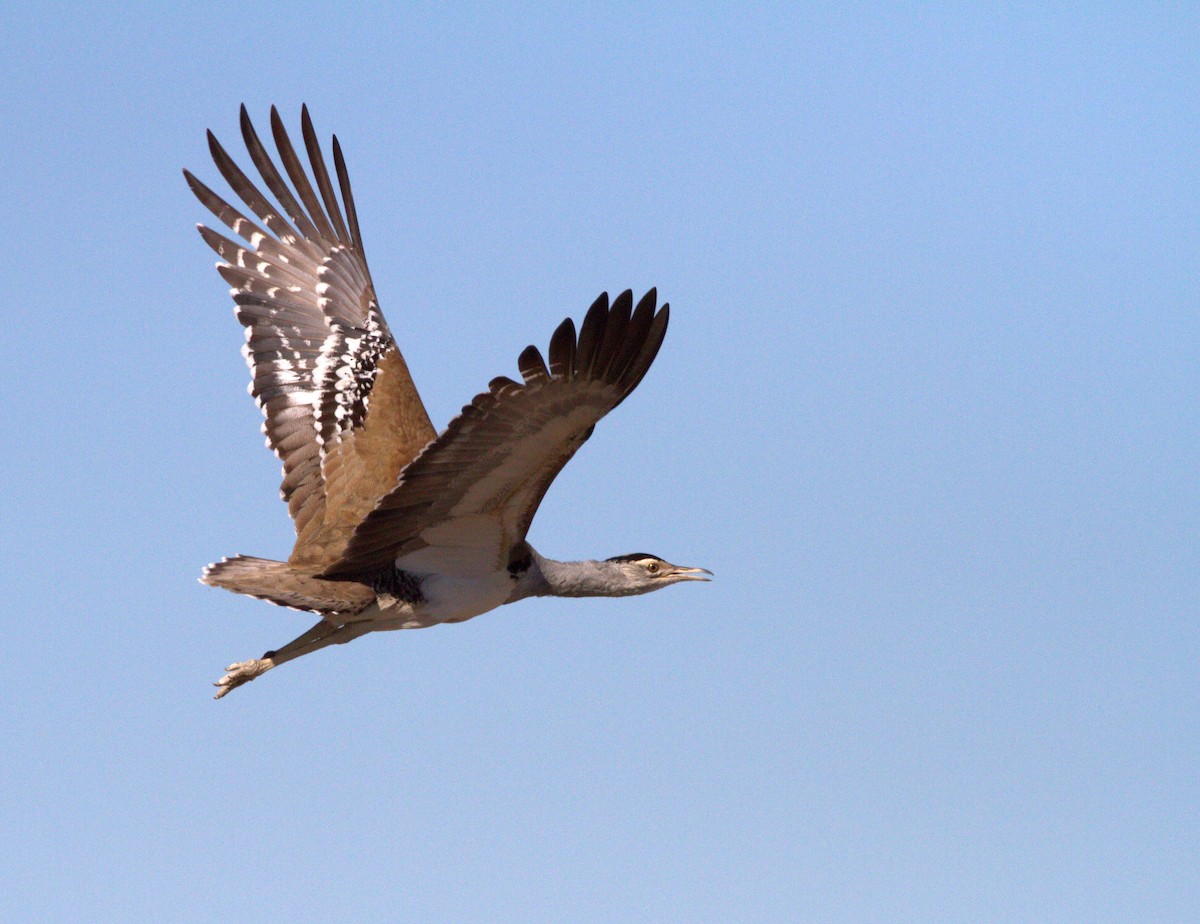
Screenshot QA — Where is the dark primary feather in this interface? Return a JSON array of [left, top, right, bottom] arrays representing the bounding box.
[[271, 108, 337, 241], [301, 105, 354, 244]]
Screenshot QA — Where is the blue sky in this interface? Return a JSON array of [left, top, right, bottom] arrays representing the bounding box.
[[1, 4, 1196, 921]]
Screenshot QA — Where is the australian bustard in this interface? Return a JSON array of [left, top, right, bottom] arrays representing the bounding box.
[[187, 106, 709, 698]]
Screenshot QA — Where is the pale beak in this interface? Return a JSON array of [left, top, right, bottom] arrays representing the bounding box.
[[667, 564, 713, 582]]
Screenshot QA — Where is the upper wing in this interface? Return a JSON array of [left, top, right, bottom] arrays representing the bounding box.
[[186, 105, 437, 570], [322, 289, 669, 579]]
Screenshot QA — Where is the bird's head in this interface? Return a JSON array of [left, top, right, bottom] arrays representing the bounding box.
[[603, 553, 712, 595]]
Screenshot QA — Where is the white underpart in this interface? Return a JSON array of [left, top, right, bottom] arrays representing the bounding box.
[[407, 568, 515, 625], [391, 521, 515, 624], [339, 596, 453, 632]]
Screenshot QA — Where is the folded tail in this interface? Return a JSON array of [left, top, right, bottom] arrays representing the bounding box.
[[201, 555, 375, 615]]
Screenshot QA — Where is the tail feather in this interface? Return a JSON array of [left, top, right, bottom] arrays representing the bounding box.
[[201, 555, 374, 614]]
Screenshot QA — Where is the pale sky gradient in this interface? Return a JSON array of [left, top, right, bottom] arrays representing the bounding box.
[[2, 4, 1196, 922]]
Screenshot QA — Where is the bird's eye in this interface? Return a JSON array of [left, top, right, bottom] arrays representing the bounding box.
[[646, 562, 660, 574]]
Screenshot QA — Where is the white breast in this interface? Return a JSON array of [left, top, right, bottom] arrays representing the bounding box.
[[416, 570, 515, 624]]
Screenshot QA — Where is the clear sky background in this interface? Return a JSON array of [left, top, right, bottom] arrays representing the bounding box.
[[1, 4, 1196, 922]]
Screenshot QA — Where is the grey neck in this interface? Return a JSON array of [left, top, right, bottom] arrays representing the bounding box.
[[510, 550, 636, 601]]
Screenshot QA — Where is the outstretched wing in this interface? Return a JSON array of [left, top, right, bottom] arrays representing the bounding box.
[[323, 289, 669, 579], [186, 105, 437, 570]]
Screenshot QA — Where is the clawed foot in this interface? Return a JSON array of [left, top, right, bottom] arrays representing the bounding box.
[[213, 657, 274, 699]]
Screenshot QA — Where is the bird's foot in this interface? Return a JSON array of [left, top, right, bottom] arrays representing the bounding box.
[[213, 656, 274, 699]]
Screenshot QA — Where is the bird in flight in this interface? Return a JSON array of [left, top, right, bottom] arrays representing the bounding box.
[[187, 106, 710, 698]]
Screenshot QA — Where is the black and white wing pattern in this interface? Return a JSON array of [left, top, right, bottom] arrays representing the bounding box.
[[186, 105, 437, 570], [323, 289, 669, 579]]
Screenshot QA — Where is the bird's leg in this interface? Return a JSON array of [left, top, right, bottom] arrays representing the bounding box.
[[213, 617, 373, 699]]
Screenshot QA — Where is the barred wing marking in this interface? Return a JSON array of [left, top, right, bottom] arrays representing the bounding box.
[[187, 106, 436, 569], [323, 290, 669, 579]]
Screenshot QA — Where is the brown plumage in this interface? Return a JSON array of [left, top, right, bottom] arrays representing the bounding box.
[[201, 556, 376, 614], [191, 106, 692, 699]]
